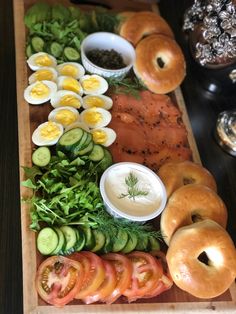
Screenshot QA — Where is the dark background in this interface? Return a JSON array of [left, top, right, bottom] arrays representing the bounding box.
[[0, 0, 235, 313]]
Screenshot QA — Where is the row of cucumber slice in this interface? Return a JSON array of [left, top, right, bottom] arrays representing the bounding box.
[[37, 225, 160, 256], [26, 36, 80, 61], [32, 127, 113, 169]]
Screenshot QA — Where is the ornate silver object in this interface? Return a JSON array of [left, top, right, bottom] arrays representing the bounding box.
[[215, 110, 236, 156], [183, 0, 236, 66]]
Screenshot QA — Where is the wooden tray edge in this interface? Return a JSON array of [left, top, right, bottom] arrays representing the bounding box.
[[12, 0, 235, 313]]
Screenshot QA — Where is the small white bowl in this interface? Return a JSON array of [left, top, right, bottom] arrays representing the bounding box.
[[81, 32, 136, 79], [100, 162, 167, 222]]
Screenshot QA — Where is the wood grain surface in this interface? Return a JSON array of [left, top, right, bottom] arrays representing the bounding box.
[[0, 0, 235, 313]]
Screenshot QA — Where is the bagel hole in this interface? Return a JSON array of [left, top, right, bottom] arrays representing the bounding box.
[[183, 177, 195, 185], [198, 252, 210, 265], [191, 213, 202, 223], [157, 57, 165, 69]]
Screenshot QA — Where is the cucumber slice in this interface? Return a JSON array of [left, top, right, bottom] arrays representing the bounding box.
[[50, 42, 63, 58], [112, 229, 128, 252], [31, 36, 45, 52], [64, 47, 80, 61], [26, 44, 33, 58], [135, 236, 149, 251], [91, 229, 106, 252], [148, 236, 160, 251], [60, 226, 77, 253], [50, 227, 65, 255], [70, 131, 89, 159], [57, 128, 84, 153], [74, 228, 85, 251], [32, 146, 51, 167], [82, 226, 95, 250], [100, 233, 113, 254], [37, 227, 58, 255], [77, 141, 94, 156], [88, 144, 105, 162], [97, 148, 113, 172], [121, 233, 138, 254]]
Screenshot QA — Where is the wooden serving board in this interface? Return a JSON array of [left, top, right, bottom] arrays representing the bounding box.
[[13, 0, 236, 313]]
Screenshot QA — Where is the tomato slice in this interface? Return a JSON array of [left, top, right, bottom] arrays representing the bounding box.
[[102, 253, 133, 304], [123, 251, 163, 302], [35, 256, 83, 307], [70, 251, 106, 299], [82, 260, 117, 304], [144, 250, 173, 298]]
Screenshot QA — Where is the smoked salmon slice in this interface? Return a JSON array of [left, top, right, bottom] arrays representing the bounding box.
[[108, 90, 192, 171]]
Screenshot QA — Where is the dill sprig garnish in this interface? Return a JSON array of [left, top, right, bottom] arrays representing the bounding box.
[[118, 172, 149, 201], [107, 76, 147, 99]]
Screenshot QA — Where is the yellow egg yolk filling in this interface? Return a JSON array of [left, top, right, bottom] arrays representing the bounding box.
[[55, 110, 77, 126], [82, 77, 100, 91], [30, 82, 50, 99], [40, 121, 61, 140], [85, 96, 104, 108], [84, 110, 102, 125], [60, 65, 78, 78], [59, 95, 81, 108], [34, 69, 54, 81], [92, 130, 107, 144], [35, 55, 53, 67], [62, 78, 81, 93]]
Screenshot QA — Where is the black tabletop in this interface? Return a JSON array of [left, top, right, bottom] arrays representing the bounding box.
[[0, 0, 235, 313]]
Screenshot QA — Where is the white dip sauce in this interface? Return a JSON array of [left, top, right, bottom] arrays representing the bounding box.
[[104, 164, 162, 217]]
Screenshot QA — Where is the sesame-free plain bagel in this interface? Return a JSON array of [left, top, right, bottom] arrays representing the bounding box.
[[134, 34, 186, 94], [166, 220, 236, 299], [160, 184, 227, 245]]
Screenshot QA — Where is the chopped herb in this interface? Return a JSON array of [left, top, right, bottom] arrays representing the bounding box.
[[119, 172, 149, 201], [86, 48, 126, 69]]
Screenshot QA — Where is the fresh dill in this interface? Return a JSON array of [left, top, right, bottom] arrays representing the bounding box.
[[118, 172, 149, 201], [107, 76, 147, 99]]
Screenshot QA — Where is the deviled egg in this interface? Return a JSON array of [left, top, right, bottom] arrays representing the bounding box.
[[56, 62, 85, 79], [80, 107, 111, 129], [28, 67, 58, 84], [48, 106, 80, 128], [82, 95, 113, 110], [57, 76, 83, 95], [32, 121, 63, 146], [50, 90, 83, 109], [91, 127, 116, 147], [27, 52, 57, 71], [80, 75, 108, 95], [24, 80, 57, 105]]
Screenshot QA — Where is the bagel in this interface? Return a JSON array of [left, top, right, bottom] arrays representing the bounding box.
[[134, 34, 186, 94], [158, 161, 217, 198], [160, 184, 227, 245], [119, 11, 174, 46], [166, 220, 236, 299]]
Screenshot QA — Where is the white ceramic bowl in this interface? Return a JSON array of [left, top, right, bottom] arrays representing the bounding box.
[[100, 162, 167, 222], [81, 32, 136, 79]]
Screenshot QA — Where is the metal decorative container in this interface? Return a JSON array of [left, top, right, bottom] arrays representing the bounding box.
[[183, 0, 236, 93], [215, 110, 236, 156]]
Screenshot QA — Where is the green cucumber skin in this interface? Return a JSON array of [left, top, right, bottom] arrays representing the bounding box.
[[37, 227, 59, 255], [32, 146, 51, 167], [88, 144, 105, 162]]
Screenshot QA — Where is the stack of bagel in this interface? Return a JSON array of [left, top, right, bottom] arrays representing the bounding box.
[[158, 160, 236, 299], [119, 11, 186, 94]]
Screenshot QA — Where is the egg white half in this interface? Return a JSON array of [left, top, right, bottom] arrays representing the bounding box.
[[50, 90, 83, 109], [28, 67, 58, 84], [32, 121, 64, 146], [82, 94, 113, 110], [48, 106, 80, 128], [80, 107, 111, 129], [91, 127, 117, 147], [24, 80, 57, 105], [56, 62, 85, 79], [80, 74, 108, 95], [27, 52, 57, 71]]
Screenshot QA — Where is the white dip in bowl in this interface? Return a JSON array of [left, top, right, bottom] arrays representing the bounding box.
[[100, 162, 167, 222]]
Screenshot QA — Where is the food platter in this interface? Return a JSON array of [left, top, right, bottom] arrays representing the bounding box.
[[13, 0, 236, 313]]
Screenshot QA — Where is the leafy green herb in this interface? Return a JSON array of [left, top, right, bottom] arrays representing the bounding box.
[[107, 76, 147, 99], [119, 172, 149, 201]]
